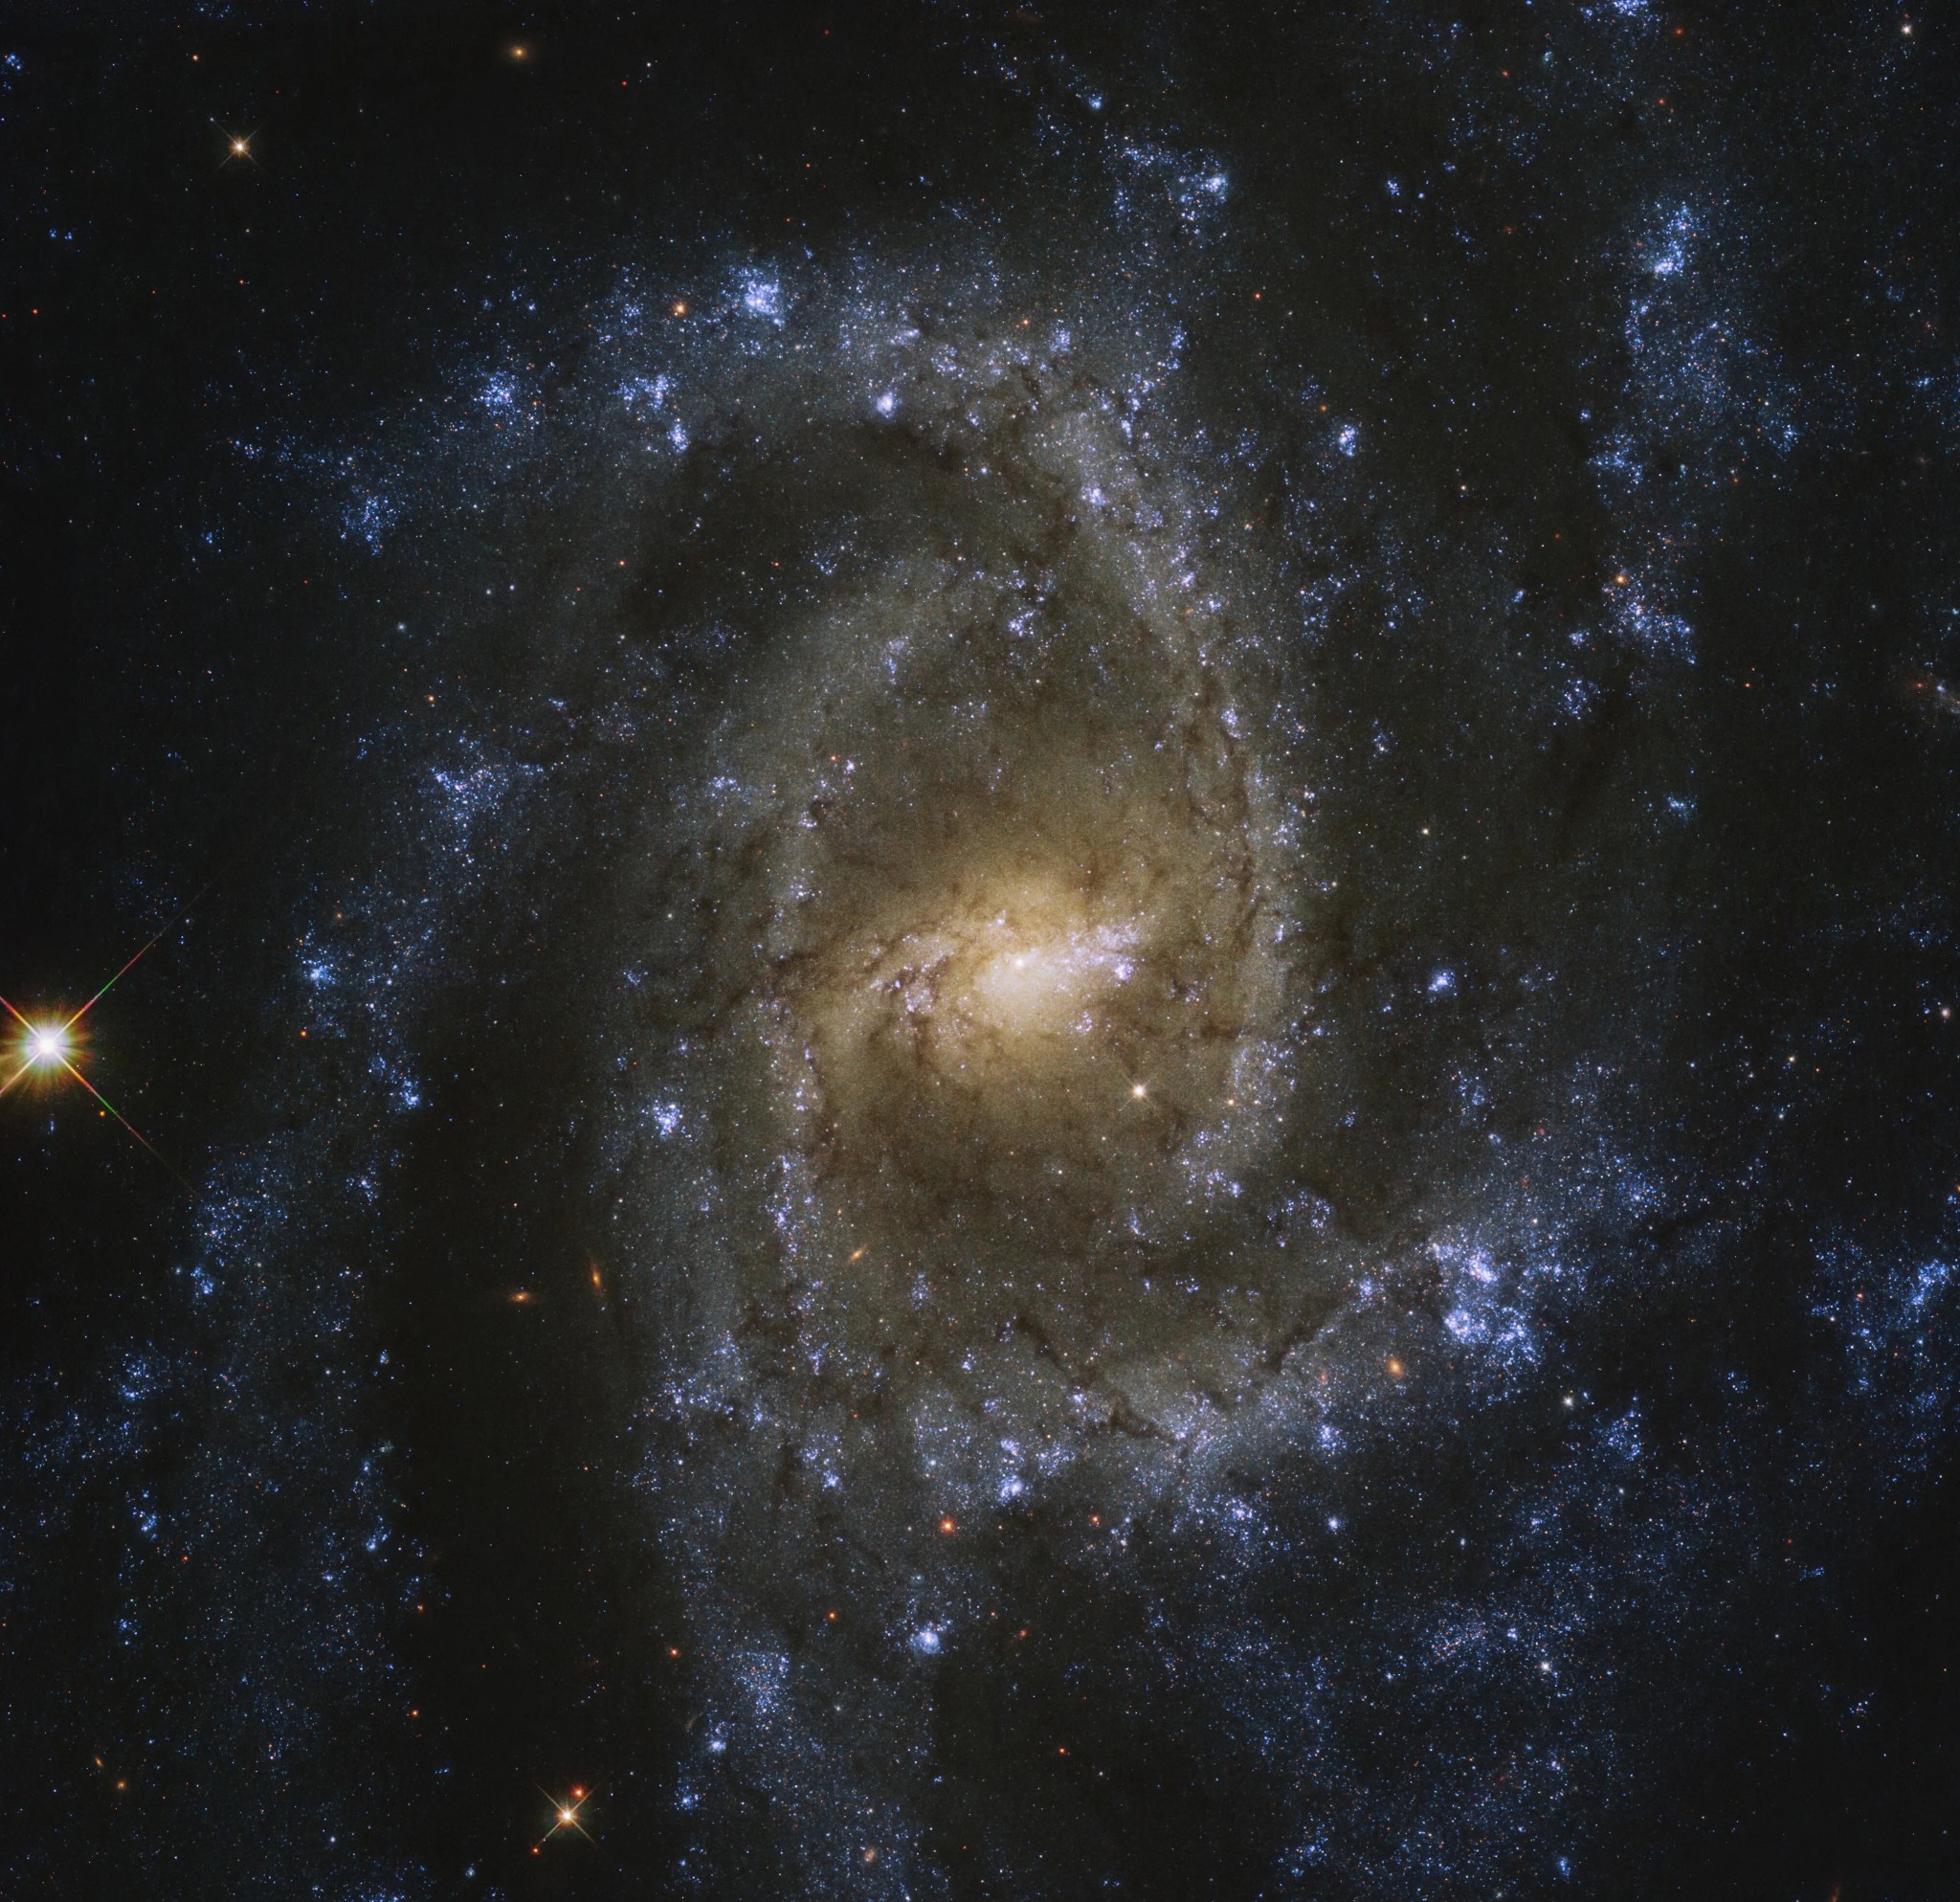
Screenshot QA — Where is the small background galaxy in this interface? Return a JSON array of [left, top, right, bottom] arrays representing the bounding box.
[[4, 4, 1960, 1896]]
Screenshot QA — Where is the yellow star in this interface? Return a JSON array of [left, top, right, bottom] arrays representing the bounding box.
[[539, 1784, 594, 1846]]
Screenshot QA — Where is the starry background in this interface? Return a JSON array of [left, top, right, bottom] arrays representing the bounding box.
[[4, 3, 1959, 1897]]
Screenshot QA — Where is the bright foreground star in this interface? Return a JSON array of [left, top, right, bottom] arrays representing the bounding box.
[[537, 1784, 593, 1847], [1, 933, 195, 1188]]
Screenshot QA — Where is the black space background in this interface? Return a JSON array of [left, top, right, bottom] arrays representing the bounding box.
[[3, 4, 1958, 1896]]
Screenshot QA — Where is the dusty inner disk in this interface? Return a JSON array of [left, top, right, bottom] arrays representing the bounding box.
[[758, 536, 1292, 1345]]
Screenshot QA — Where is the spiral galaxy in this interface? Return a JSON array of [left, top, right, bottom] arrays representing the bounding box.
[[324, 188, 1704, 1886], [427, 202, 1703, 1883], [11, 9, 1958, 1898]]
